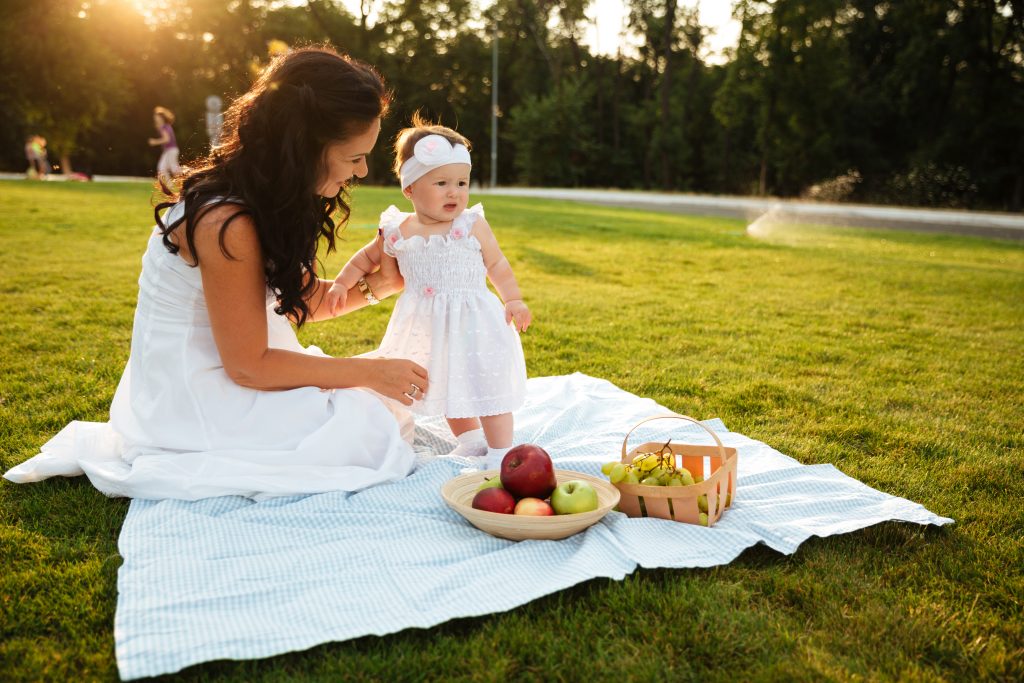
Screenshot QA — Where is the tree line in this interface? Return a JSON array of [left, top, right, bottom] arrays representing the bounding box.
[[1, 0, 1021, 210]]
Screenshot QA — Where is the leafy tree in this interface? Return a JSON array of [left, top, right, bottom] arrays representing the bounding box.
[[0, 0, 130, 173], [0, 0, 1019, 209]]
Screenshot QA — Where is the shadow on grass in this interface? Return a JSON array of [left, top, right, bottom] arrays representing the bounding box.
[[516, 247, 596, 277]]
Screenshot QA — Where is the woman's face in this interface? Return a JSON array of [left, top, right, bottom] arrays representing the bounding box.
[[317, 118, 381, 197]]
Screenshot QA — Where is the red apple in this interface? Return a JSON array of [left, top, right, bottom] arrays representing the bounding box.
[[500, 444, 557, 499], [471, 487, 516, 514], [514, 497, 554, 516]]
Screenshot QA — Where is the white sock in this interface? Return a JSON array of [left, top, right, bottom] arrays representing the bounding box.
[[448, 429, 487, 458], [484, 446, 511, 471]]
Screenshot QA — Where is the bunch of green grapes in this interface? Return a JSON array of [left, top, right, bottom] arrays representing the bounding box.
[[600, 449, 701, 487]]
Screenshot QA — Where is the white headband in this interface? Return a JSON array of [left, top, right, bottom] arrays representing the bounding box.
[[399, 134, 472, 189]]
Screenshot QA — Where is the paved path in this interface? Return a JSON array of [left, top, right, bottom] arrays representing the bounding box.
[[5, 174, 1021, 240], [476, 187, 1024, 241]]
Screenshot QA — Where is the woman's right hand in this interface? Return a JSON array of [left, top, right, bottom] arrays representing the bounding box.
[[369, 358, 429, 406]]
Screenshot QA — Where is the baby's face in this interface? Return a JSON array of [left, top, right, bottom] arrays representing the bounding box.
[[405, 163, 470, 225]]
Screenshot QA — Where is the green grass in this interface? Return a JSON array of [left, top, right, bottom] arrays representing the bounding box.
[[1, 179, 1022, 681]]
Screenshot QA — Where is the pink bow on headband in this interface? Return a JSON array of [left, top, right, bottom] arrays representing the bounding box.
[[412, 134, 471, 166]]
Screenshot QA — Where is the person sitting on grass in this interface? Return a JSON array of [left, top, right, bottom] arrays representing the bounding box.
[[4, 47, 429, 500]]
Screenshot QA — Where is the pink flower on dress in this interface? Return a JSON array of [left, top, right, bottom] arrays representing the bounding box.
[[387, 233, 399, 245], [451, 228, 465, 240], [423, 286, 436, 297]]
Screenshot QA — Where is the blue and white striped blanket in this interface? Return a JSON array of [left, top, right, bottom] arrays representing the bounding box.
[[114, 373, 952, 679]]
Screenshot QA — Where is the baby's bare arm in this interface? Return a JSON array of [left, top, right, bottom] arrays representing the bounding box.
[[335, 239, 383, 288], [474, 216, 532, 331]]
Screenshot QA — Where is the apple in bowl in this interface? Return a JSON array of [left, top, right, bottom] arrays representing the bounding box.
[[471, 487, 516, 514], [550, 480, 600, 515], [500, 443, 557, 499], [514, 497, 554, 516]]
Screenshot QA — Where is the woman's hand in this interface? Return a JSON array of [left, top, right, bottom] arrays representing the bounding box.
[[367, 358, 429, 406]]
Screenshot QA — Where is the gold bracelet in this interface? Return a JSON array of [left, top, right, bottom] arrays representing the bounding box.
[[357, 277, 380, 305]]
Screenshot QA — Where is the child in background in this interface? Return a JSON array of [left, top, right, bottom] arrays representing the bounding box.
[[326, 115, 531, 468], [24, 135, 50, 178], [149, 106, 180, 190]]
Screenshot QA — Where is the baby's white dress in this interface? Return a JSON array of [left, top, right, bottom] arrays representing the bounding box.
[[378, 203, 527, 418], [3, 200, 416, 500]]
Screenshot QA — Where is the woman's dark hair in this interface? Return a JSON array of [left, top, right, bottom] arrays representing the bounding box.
[[155, 46, 391, 327]]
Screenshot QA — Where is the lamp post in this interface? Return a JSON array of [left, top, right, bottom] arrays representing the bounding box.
[[491, 22, 498, 188]]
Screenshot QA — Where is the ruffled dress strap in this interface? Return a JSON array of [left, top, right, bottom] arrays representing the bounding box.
[[452, 203, 485, 239], [379, 205, 407, 257]]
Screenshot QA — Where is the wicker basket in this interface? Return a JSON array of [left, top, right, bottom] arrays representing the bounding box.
[[614, 415, 738, 527]]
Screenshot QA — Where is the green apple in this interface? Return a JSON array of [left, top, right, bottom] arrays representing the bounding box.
[[550, 480, 600, 514], [698, 494, 709, 514], [476, 475, 504, 492], [698, 512, 709, 527]]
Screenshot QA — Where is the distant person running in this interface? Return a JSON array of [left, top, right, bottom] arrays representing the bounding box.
[[149, 106, 180, 191]]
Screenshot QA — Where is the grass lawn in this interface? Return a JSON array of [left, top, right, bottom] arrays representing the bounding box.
[[1, 179, 1022, 681]]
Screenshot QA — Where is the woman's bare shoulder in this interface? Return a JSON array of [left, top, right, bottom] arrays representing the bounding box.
[[181, 203, 260, 264]]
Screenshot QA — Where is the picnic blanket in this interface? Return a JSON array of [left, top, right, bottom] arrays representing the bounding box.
[[113, 373, 953, 679]]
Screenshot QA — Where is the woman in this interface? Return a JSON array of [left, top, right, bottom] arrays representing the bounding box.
[[4, 47, 426, 500]]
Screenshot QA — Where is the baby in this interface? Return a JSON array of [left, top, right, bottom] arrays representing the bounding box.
[[327, 116, 531, 469]]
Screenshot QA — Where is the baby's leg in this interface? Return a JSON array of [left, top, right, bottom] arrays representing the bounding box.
[[446, 417, 487, 458], [480, 413, 514, 470]]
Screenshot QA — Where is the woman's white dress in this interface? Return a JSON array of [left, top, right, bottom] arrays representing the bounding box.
[[3, 201, 415, 500], [378, 203, 526, 418]]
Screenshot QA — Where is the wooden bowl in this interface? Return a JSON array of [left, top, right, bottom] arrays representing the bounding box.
[[441, 469, 620, 541]]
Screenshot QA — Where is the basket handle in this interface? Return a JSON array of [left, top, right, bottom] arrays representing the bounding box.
[[620, 414, 727, 462]]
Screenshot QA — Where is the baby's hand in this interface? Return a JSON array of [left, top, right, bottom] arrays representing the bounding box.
[[325, 280, 348, 317], [504, 300, 532, 332]]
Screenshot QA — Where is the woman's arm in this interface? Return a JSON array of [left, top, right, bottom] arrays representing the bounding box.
[[194, 210, 425, 402]]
